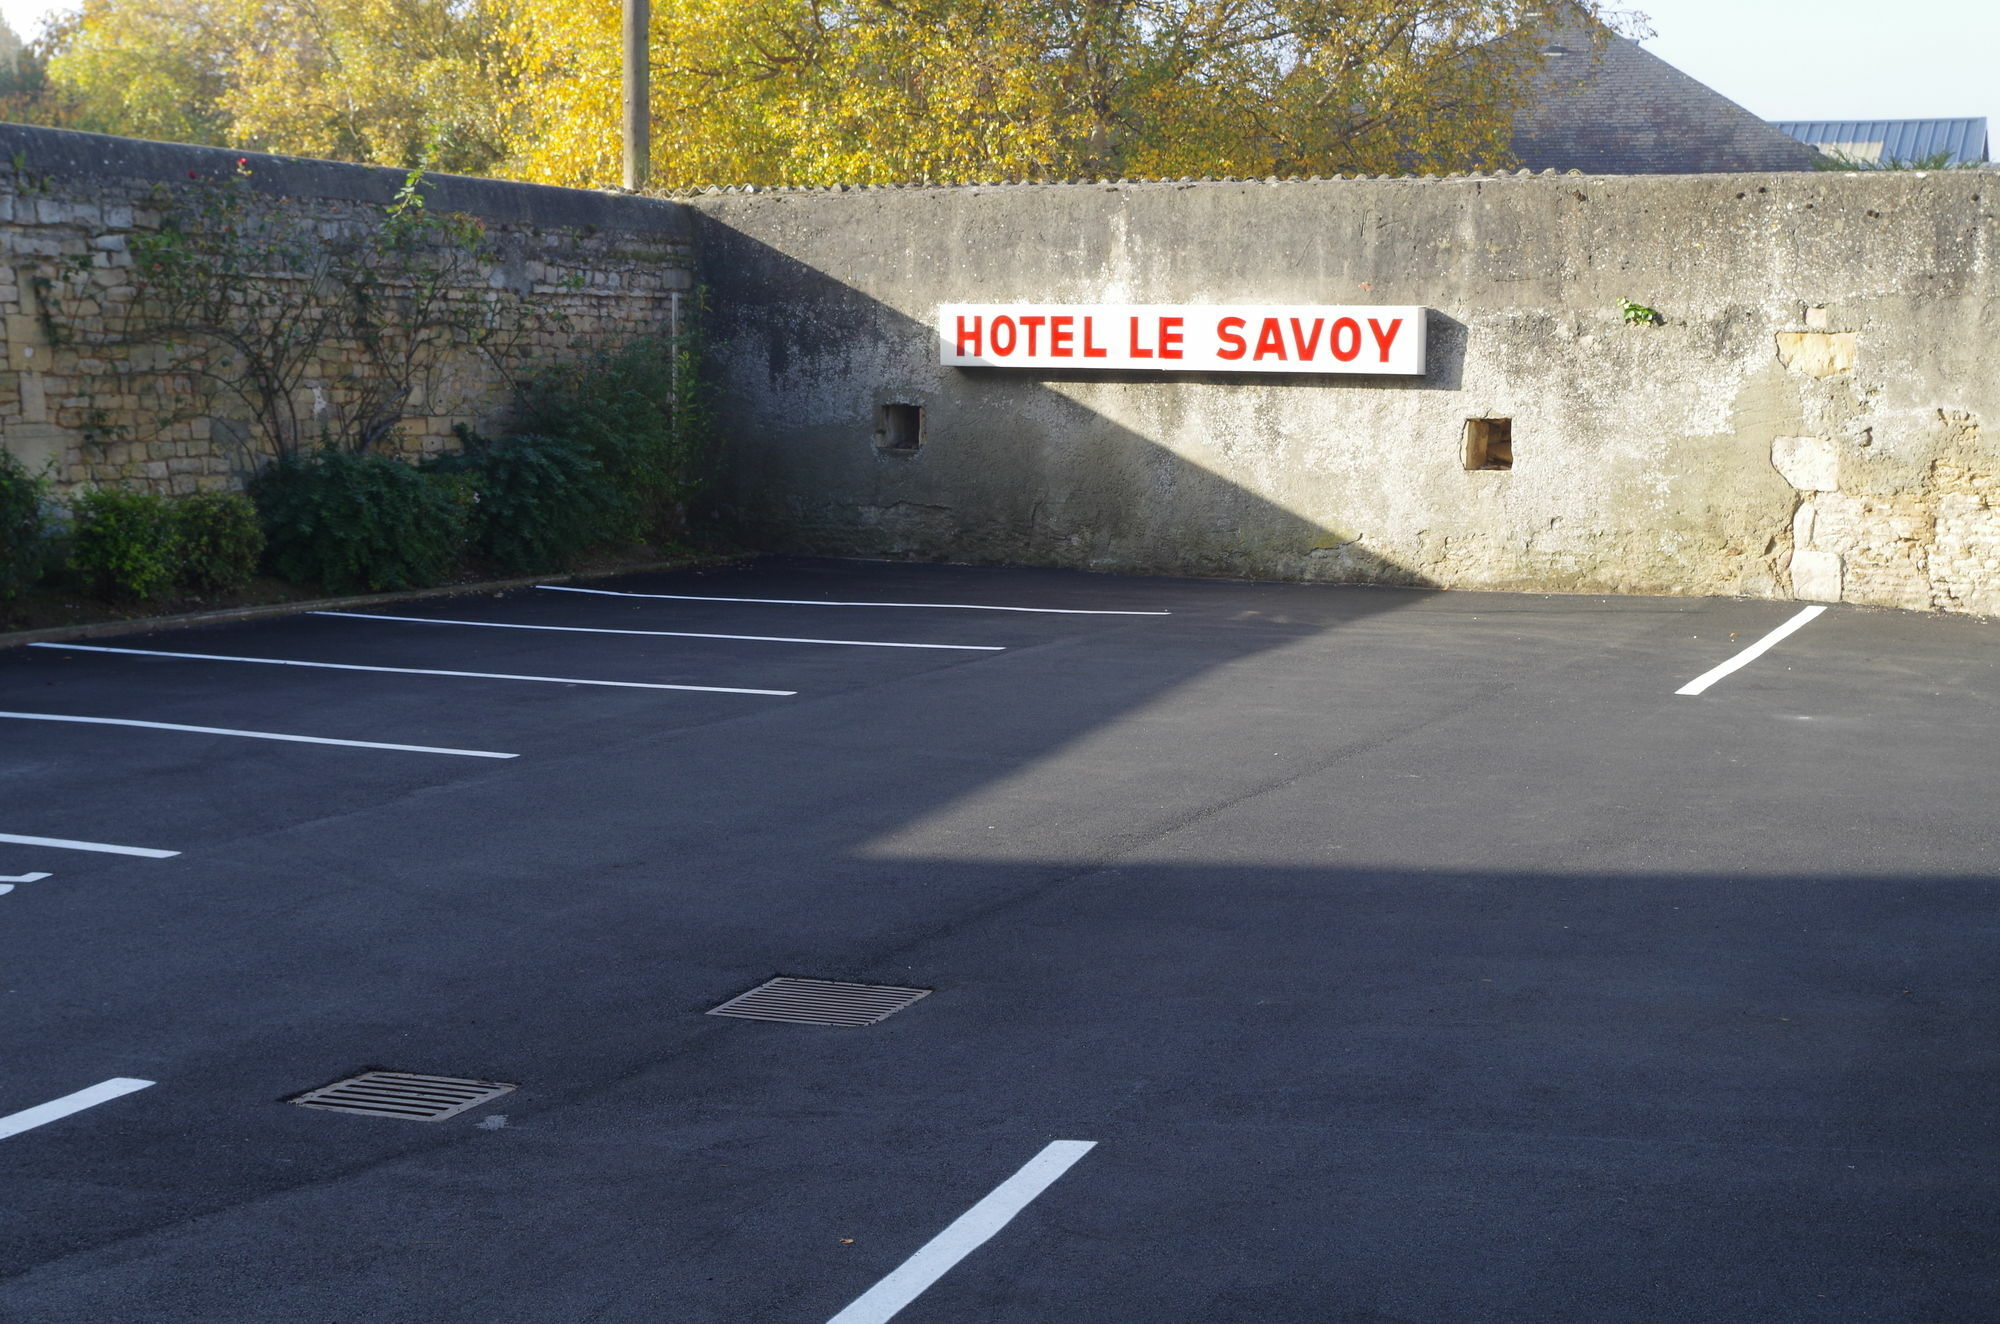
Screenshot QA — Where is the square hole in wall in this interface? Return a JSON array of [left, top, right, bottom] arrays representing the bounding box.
[[1464, 418, 1513, 471], [878, 402, 924, 454]]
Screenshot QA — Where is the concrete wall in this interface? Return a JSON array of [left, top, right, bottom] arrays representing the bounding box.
[[689, 172, 2000, 614], [0, 124, 692, 494]]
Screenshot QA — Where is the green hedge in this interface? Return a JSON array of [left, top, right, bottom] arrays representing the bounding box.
[[5, 329, 713, 608], [0, 450, 48, 600], [71, 487, 183, 600], [173, 491, 265, 593], [63, 487, 266, 600], [426, 429, 622, 573], [252, 451, 471, 593], [516, 334, 705, 543]]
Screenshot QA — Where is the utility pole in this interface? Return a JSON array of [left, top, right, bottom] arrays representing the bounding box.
[[622, 0, 650, 190]]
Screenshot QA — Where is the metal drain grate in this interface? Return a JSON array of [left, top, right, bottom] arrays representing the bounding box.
[[290, 1071, 516, 1121], [707, 977, 932, 1027]]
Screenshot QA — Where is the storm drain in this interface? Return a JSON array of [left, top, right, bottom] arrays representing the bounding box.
[[289, 1071, 516, 1121], [707, 977, 931, 1027]]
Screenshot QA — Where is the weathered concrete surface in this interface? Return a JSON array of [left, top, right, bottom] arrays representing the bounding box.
[[690, 172, 1999, 611]]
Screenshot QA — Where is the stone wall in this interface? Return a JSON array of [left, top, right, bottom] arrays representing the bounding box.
[[0, 124, 691, 494], [689, 171, 2000, 615]]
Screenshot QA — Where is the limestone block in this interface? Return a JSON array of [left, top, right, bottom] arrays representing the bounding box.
[[2, 421, 65, 475], [1791, 549, 1844, 602], [19, 371, 45, 423], [1775, 331, 1856, 377], [5, 313, 44, 370], [1772, 436, 1839, 491], [1842, 545, 1935, 611], [1792, 500, 1817, 548]]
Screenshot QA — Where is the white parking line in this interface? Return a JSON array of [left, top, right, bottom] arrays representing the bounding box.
[[0, 1078, 156, 1141], [0, 710, 519, 759], [28, 644, 796, 696], [825, 1140, 1097, 1324], [0, 832, 179, 858], [1675, 605, 1828, 696], [538, 585, 1171, 616], [311, 610, 1005, 652]]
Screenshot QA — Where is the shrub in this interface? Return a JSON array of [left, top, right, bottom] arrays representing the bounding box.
[[427, 429, 621, 572], [172, 490, 266, 593], [252, 450, 469, 593], [515, 333, 709, 542], [70, 487, 183, 600], [0, 450, 48, 599]]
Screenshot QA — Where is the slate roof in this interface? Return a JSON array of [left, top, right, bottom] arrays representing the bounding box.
[[1511, 10, 1821, 174], [1775, 119, 1989, 166]]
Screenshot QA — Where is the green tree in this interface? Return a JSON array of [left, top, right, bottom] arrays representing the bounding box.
[[45, 0, 238, 144], [40, 0, 513, 173]]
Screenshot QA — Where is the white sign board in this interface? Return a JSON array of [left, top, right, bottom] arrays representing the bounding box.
[[940, 303, 1427, 375]]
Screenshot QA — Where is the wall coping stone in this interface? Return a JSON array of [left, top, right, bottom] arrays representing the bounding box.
[[0, 122, 691, 239]]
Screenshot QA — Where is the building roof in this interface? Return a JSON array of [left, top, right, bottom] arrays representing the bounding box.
[[1511, 11, 1822, 174], [1774, 119, 1990, 166]]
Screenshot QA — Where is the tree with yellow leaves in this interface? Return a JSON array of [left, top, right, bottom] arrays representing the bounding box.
[[25, 0, 1610, 187], [43, 0, 514, 173], [505, 0, 1602, 188]]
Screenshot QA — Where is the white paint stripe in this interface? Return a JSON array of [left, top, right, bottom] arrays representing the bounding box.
[[0, 832, 178, 858], [28, 643, 795, 697], [538, 584, 1170, 616], [0, 710, 519, 759], [1675, 605, 1829, 696], [0, 872, 52, 882], [310, 610, 1005, 653], [0, 1078, 155, 1141], [825, 1140, 1097, 1324]]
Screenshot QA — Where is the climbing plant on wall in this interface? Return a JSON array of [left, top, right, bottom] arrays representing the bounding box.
[[33, 159, 551, 464]]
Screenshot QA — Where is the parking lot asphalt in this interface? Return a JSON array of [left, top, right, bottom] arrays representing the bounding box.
[[2, 556, 1997, 1322]]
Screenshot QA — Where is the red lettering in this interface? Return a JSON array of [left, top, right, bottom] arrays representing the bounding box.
[[990, 316, 1017, 355], [1049, 315, 1074, 357], [1330, 317, 1362, 362], [1368, 317, 1403, 361], [955, 315, 983, 357], [1128, 316, 1154, 359], [1082, 316, 1107, 358], [1017, 315, 1045, 355], [1158, 316, 1184, 360], [1253, 317, 1286, 361], [1216, 316, 1247, 360], [1288, 317, 1324, 360]]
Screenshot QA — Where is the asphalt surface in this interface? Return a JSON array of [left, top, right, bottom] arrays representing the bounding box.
[[2, 557, 1997, 1323]]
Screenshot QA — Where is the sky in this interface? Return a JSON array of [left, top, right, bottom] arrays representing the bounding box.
[[0, 0, 1994, 146], [1633, 0, 1998, 127]]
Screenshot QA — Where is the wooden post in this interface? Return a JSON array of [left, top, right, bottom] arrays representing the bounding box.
[[622, 0, 650, 190]]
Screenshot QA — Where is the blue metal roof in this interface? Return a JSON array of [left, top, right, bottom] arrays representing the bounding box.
[[1775, 118, 1989, 165]]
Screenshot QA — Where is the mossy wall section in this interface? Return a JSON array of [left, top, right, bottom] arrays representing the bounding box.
[[691, 173, 2000, 614]]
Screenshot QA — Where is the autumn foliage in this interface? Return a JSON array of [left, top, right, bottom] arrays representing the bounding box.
[[11, 0, 1616, 187]]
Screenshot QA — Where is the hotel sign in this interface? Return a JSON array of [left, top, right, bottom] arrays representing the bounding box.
[[940, 303, 1427, 375]]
